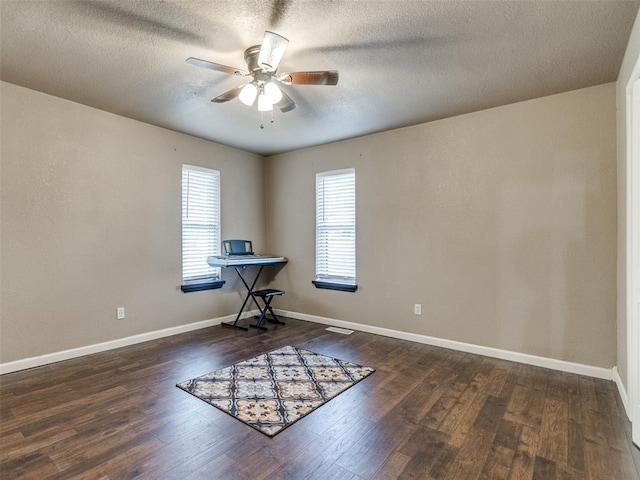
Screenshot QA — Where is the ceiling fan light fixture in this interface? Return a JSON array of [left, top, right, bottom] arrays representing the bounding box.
[[239, 83, 258, 106], [258, 31, 289, 71], [258, 93, 273, 112], [187, 30, 336, 125], [264, 82, 283, 104]]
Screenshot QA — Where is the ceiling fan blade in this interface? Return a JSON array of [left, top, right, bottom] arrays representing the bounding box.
[[280, 70, 339, 86], [186, 57, 248, 76], [276, 90, 297, 113], [211, 86, 244, 103], [258, 31, 289, 72]]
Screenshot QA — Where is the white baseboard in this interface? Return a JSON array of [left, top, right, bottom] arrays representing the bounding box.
[[0, 311, 259, 375], [276, 309, 615, 381], [613, 366, 631, 419], [2, 308, 617, 383]]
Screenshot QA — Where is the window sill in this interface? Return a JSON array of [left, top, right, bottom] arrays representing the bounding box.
[[312, 280, 358, 292], [181, 279, 225, 293]]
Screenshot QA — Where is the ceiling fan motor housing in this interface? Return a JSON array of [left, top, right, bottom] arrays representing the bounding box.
[[244, 45, 264, 73]]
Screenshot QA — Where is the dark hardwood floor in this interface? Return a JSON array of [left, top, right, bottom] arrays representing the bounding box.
[[1, 317, 638, 479]]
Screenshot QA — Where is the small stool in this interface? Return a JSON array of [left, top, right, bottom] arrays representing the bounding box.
[[251, 289, 285, 330]]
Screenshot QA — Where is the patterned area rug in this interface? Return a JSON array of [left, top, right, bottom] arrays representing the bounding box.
[[176, 345, 375, 436]]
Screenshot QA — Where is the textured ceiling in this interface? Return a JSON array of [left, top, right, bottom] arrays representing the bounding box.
[[1, 0, 639, 156]]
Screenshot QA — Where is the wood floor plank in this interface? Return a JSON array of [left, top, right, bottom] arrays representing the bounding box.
[[482, 361, 513, 397], [0, 451, 61, 480], [334, 413, 416, 479], [133, 424, 254, 479], [556, 463, 586, 480], [537, 398, 569, 464], [0, 424, 77, 462], [266, 430, 360, 480], [393, 380, 451, 427], [0, 386, 128, 436], [181, 454, 242, 480], [578, 376, 599, 413], [504, 384, 546, 430], [0, 383, 75, 415], [422, 379, 468, 430], [607, 446, 640, 480], [357, 364, 428, 423], [443, 392, 489, 448], [231, 425, 319, 480], [479, 444, 515, 480], [532, 455, 557, 480], [0, 431, 24, 450], [443, 395, 509, 480], [546, 370, 569, 403], [61, 436, 165, 480], [567, 417, 586, 472], [397, 425, 455, 479], [507, 424, 540, 480], [443, 427, 498, 480], [438, 367, 489, 435], [370, 451, 412, 480], [297, 404, 375, 442], [493, 419, 522, 451], [0, 317, 637, 480]]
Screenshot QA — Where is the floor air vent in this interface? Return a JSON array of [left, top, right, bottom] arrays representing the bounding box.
[[325, 326, 354, 335]]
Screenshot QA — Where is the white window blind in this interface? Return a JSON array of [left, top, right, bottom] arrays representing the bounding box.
[[182, 165, 220, 282], [316, 168, 356, 284]]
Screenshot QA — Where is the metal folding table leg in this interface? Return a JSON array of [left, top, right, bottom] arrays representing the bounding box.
[[221, 266, 265, 330]]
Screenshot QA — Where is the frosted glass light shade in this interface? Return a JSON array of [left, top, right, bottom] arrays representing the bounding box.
[[258, 93, 273, 112], [258, 32, 289, 71], [239, 83, 258, 106], [264, 82, 283, 104]]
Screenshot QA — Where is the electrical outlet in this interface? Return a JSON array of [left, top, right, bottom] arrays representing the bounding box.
[[116, 307, 125, 320], [414, 304, 422, 315]]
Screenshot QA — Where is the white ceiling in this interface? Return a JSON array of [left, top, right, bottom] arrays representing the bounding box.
[[1, 0, 638, 156]]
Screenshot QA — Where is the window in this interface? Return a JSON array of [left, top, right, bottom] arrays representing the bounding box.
[[314, 168, 357, 292], [181, 165, 224, 292]]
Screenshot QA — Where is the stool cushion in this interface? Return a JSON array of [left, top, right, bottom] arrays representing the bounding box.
[[253, 289, 285, 298]]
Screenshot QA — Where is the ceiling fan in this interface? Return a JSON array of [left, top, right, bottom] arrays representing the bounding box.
[[187, 31, 339, 127]]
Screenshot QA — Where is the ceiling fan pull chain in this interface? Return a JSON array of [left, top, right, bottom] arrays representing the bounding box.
[[271, 110, 274, 124], [260, 111, 265, 129]]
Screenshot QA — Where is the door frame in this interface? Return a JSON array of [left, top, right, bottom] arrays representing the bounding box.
[[626, 69, 640, 447]]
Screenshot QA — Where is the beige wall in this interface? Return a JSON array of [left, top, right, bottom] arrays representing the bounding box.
[[0, 82, 264, 363], [0, 79, 619, 370], [617, 10, 640, 392], [266, 83, 617, 368]]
